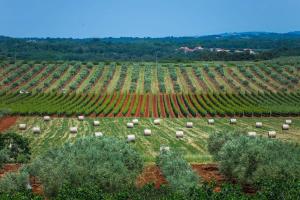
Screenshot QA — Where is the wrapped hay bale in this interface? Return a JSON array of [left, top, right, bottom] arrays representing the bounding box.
[[176, 131, 184, 138], [144, 129, 152, 136], [70, 127, 78, 133], [43, 116, 51, 121], [127, 134, 135, 142], [160, 146, 170, 152], [132, 119, 139, 125], [230, 118, 237, 124], [78, 115, 85, 121], [248, 131, 257, 137], [19, 124, 27, 130], [186, 122, 193, 128], [285, 119, 292, 125], [154, 119, 160, 125], [282, 124, 289, 130], [127, 122, 134, 128], [208, 119, 215, 125], [256, 122, 262, 128], [32, 127, 41, 134], [93, 120, 100, 126], [268, 131, 276, 138], [95, 132, 103, 137]]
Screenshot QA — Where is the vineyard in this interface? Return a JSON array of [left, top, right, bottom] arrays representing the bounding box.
[[0, 57, 300, 117]]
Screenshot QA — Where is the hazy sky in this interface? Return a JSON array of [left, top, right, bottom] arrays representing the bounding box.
[[1, 0, 300, 38]]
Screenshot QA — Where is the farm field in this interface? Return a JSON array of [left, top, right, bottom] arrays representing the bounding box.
[[5, 116, 300, 163], [1, 58, 300, 94], [1, 58, 300, 118]]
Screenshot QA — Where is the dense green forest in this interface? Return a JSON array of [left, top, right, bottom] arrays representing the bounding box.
[[1, 32, 300, 62]]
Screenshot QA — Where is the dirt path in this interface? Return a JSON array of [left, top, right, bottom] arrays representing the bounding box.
[[0, 116, 18, 132]]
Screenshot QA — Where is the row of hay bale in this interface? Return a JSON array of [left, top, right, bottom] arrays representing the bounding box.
[[248, 119, 293, 138]]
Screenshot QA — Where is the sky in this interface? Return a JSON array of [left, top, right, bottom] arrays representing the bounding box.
[[0, 0, 300, 38]]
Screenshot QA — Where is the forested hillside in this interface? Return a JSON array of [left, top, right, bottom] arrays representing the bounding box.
[[1, 32, 300, 61]]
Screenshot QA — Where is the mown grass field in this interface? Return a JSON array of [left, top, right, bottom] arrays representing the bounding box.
[[5, 117, 300, 163]]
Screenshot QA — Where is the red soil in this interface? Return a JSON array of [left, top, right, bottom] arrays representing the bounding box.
[[164, 94, 175, 118], [192, 164, 224, 191], [152, 95, 159, 118], [108, 93, 123, 117], [105, 92, 117, 117], [144, 94, 150, 117], [0, 116, 17, 133], [134, 95, 143, 117], [178, 95, 193, 118], [136, 164, 224, 190], [0, 164, 22, 178], [159, 94, 166, 118], [171, 94, 184, 118], [186, 95, 201, 117], [117, 93, 130, 117], [126, 94, 137, 117], [30, 176, 44, 195], [136, 165, 167, 188]]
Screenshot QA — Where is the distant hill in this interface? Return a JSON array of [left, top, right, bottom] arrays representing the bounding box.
[[0, 32, 300, 61]]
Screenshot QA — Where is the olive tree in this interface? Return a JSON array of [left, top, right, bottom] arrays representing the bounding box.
[[29, 136, 143, 197]]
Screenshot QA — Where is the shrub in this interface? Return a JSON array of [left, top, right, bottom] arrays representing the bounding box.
[[207, 131, 239, 160], [0, 170, 29, 194], [156, 150, 199, 194], [0, 149, 9, 168], [0, 133, 31, 163], [213, 134, 300, 187], [29, 137, 143, 198], [56, 184, 104, 200]]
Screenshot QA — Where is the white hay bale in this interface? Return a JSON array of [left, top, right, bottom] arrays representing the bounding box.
[[248, 132, 257, 137], [160, 146, 170, 152], [230, 118, 237, 124], [32, 127, 41, 134], [144, 129, 152, 136], [19, 124, 27, 130], [208, 119, 215, 124], [154, 119, 160, 125], [268, 131, 276, 138], [127, 122, 134, 128], [43, 116, 51, 121], [78, 115, 85, 121], [285, 119, 292, 125], [256, 122, 262, 128], [127, 134, 135, 142], [70, 127, 78, 133], [93, 120, 100, 126], [95, 132, 103, 137], [186, 122, 193, 128], [282, 124, 289, 130], [132, 119, 139, 125], [176, 131, 184, 138]]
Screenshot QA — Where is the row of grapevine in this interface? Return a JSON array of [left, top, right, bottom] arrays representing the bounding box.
[[1, 91, 300, 117]]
